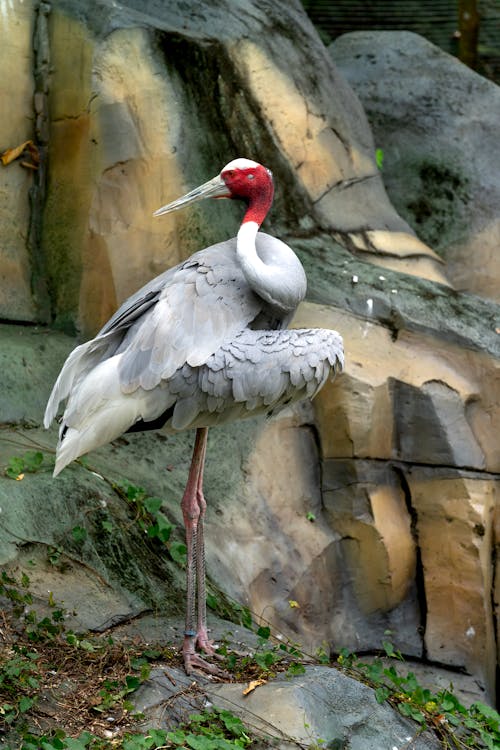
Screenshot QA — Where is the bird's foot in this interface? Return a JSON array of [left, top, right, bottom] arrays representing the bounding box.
[[183, 631, 229, 679], [195, 625, 216, 656]]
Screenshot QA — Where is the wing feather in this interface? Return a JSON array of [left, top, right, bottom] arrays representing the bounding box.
[[45, 238, 263, 425]]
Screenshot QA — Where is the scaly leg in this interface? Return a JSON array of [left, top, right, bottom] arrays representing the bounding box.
[[180, 428, 226, 676]]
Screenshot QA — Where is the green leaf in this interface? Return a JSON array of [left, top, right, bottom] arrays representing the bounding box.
[[256, 625, 271, 640], [147, 729, 169, 746], [375, 686, 391, 704], [41, 739, 65, 750], [217, 708, 247, 737], [397, 702, 425, 724], [286, 662, 306, 677], [125, 675, 141, 692], [18, 695, 35, 713], [65, 737, 94, 750], [24, 451, 44, 472], [254, 651, 276, 669], [240, 607, 253, 629], [148, 512, 172, 542], [5, 456, 25, 478], [144, 497, 163, 515], [71, 525, 87, 543], [375, 148, 384, 170], [206, 592, 218, 610], [166, 729, 188, 745], [169, 541, 187, 565], [440, 694, 461, 712], [79, 639, 96, 652]]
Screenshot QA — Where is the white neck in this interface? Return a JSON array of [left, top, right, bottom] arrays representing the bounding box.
[[236, 221, 306, 312]]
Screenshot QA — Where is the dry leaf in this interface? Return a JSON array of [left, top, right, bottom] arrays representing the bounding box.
[[15, 473, 25, 481], [242, 678, 267, 696], [1, 140, 33, 166]]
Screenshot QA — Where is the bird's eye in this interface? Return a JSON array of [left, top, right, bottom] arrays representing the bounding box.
[[247, 173, 255, 180]]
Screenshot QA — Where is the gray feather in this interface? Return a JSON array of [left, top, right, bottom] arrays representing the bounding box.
[[45, 223, 343, 475]]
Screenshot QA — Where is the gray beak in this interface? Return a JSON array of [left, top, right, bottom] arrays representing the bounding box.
[[153, 174, 231, 217]]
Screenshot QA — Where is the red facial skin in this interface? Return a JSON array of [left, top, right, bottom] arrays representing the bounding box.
[[221, 164, 274, 226]]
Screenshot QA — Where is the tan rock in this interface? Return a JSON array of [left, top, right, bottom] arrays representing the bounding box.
[[35, 5, 452, 336], [43, 16, 187, 335], [494, 503, 500, 668], [446, 221, 500, 302], [206, 405, 342, 650], [406, 468, 497, 699], [232, 40, 448, 285], [0, 0, 38, 321], [293, 302, 499, 472], [322, 460, 416, 614]]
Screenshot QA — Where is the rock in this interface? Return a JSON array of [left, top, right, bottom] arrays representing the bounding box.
[[329, 30, 500, 302], [0, 0, 500, 721], [293, 301, 499, 473], [36, 0, 447, 336], [0, 323, 73, 424], [0, 0, 39, 322], [406, 467, 497, 696], [133, 664, 441, 749]]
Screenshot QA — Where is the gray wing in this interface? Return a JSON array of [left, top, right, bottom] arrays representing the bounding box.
[[45, 238, 263, 426], [115, 240, 264, 391], [162, 327, 344, 430]]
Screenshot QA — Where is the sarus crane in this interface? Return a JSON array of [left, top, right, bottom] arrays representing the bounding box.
[[44, 158, 344, 675]]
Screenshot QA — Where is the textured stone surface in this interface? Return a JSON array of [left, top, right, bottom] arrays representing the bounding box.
[[0, 0, 499, 719], [36, 0, 448, 336], [0, 0, 38, 321], [133, 665, 441, 749], [406, 468, 497, 696], [329, 30, 500, 302], [293, 302, 499, 472]]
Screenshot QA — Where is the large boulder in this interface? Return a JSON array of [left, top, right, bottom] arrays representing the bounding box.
[[0, 0, 499, 722], [0, 0, 40, 321], [11, 0, 448, 336], [329, 30, 500, 303]]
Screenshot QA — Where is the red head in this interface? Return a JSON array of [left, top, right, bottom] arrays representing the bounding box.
[[220, 158, 274, 224], [154, 157, 274, 227]]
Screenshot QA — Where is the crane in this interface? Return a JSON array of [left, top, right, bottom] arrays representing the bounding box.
[[44, 158, 344, 676]]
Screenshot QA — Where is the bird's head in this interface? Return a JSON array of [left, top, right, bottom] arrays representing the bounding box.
[[154, 158, 274, 221]]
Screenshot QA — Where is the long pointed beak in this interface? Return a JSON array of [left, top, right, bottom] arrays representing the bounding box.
[[153, 174, 231, 217]]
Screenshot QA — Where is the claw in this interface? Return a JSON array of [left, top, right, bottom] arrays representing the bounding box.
[[195, 625, 216, 656], [183, 634, 230, 678]]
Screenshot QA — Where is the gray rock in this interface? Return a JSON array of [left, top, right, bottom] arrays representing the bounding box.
[[134, 665, 441, 749], [329, 30, 500, 302]]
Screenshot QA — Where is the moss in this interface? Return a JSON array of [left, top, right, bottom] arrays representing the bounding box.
[[386, 158, 470, 252]]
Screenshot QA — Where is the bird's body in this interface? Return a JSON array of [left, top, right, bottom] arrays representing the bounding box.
[[45, 158, 343, 675]]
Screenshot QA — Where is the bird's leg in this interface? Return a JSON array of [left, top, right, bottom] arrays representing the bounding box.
[[180, 428, 226, 677], [193, 432, 213, 655]]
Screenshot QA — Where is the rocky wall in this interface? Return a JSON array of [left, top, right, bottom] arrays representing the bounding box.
[[0, 0, 499, 708]]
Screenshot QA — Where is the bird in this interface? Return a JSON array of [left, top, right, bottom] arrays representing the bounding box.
[[44, 157, 344, 676]]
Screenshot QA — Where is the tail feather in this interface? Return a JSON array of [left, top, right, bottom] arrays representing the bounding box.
[[44, 332, 119, 428]]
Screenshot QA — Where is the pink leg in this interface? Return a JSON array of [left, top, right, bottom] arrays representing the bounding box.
[[180, 428, 226, 677]]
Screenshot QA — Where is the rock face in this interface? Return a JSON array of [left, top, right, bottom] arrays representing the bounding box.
[[329, 30, 500, 303], [0, 0, 39, 321], [0, 0, 499, 722], [0, 0, 448, 335], [132, 663, 441, 749]]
